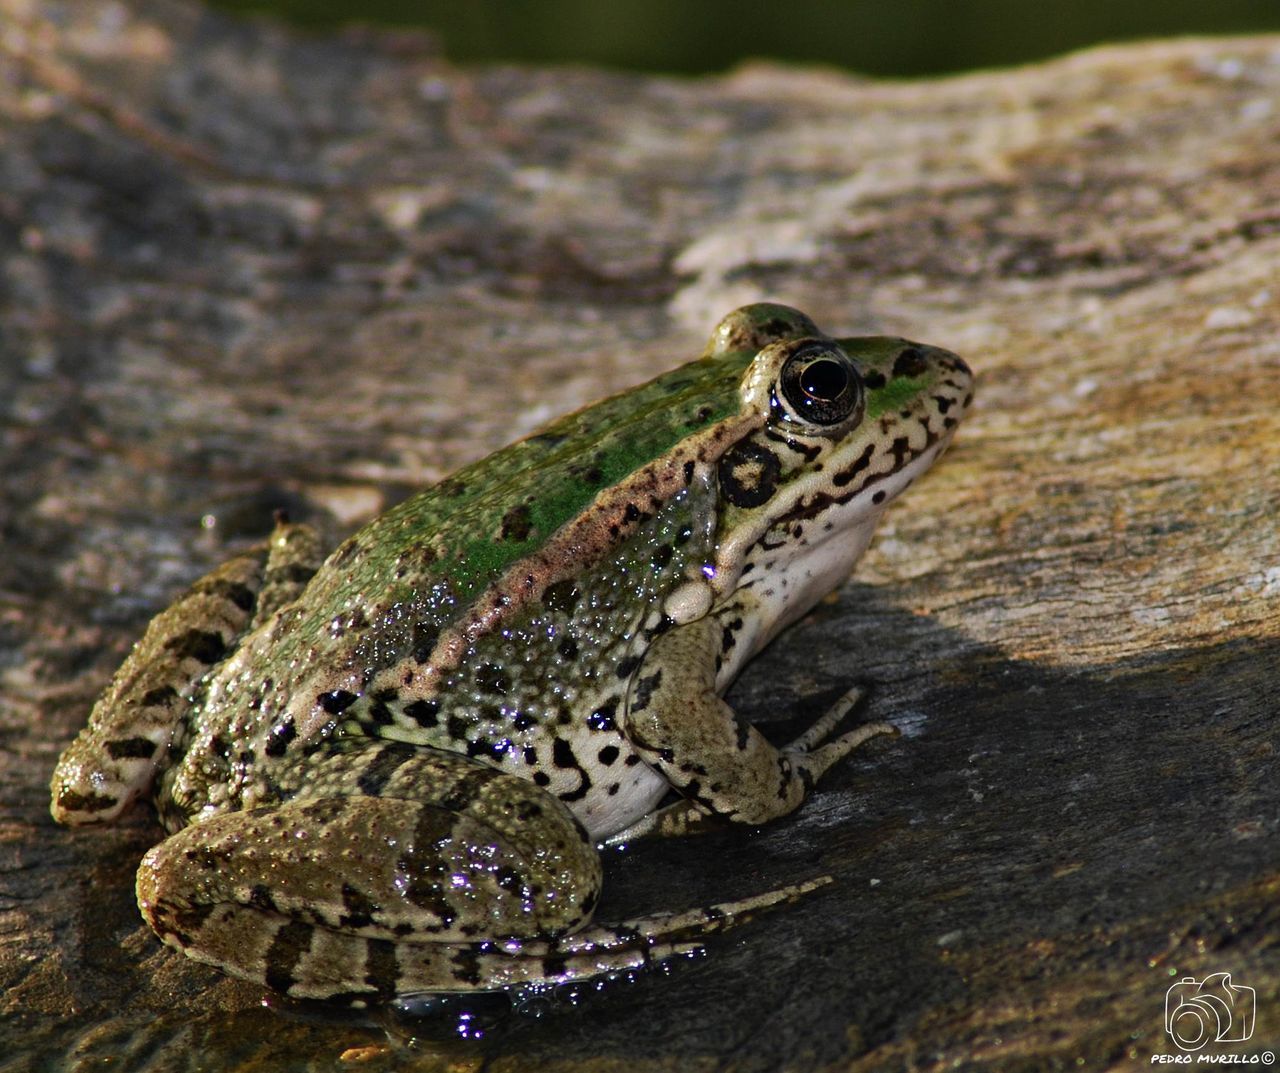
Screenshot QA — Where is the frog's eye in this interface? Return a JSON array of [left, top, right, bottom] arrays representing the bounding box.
[[777, 343, 863, 427]]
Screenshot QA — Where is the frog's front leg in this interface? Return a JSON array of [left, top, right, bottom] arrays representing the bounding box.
[[622, 615, 896, 826], [50, 520, 321, 825], [136, 742, 607, 1000]]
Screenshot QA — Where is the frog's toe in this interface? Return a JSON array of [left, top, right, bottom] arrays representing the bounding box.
[[783, 684, 871, 754], [50, 744, 140, 824]]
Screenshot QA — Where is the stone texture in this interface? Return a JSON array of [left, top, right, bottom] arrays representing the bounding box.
[[1, 2, 1277, 1069]]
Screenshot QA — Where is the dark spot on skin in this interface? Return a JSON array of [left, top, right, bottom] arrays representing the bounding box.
[[365, 938, 399, 998], [140, 685, 178, 708], [644, 613, 675, 641], [833, 443, 875, 488], [542, 579, 581, 614], [197, 577, 256, 612], [331, 540, 360, 567], [367, 701, 395, 726], [558, 636, 579, 661], [683, 460, 696, 484], [863, 370, 886, 390], [893, 347, 928, 379], [157, 901, 216, 945], [541, 954, 569, 981], [451, 946, 483, 987], [411, 621, 439, 664], [248, 884, 278, 912], [624, 754, 642, 766], [718, 441, 781, 508], [405, 699, 440, 727], [515, 799, 543, 822], [271, 562, 318, 588], [891, 436, 912, 467], [552, 738, 592, 801], [105, 736, 156, 760], [934, 395, 953, 414], [209, 734, 231, 760], [263, 718, 296, 758], [499, 503, 534, 542], [356, 744, 413, 796], [318, 690, 358, 715], [588, 700, 618, 732], [523, 746, 538, 765], [631, 671, 663, 712], [263, 920, 314, 994], [185, 846, 221, 871], [165, 629, 227, 665], [495, 867, 530, 898], [872, 489, 887, 504], [340, 884, 379, 929], [651, 544, 673, 568], [468, 736, 512, 761], [674, 525, 693, 546], [615, 655, 641, 680], [582, 466, 604, 485], [513, 712, 536, 731], [552, 739, 579, 768], [474, 663, 511, 695], [447, 714, 469, 742], [623, 503, 641, 524], [597, 745, 620, 766], [533, 771, 551, 787], [437, 769, 498, 813]]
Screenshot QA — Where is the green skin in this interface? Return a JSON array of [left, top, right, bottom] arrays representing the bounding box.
[[50, 304, 973, 1001]]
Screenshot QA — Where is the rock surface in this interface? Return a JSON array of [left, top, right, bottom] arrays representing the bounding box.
[[1, 2, 1278, 1069]]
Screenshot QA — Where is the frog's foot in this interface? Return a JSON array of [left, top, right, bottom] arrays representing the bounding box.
[[50, 520, 322, 826], [624, 618, 898, 827], [144, 860, 828, 1002], [606, 688, 892, 847], [603, 799, 719, 845], [782, 684, 898, 777]]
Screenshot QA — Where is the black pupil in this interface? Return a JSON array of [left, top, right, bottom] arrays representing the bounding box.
[[799, 358, 849, 402]]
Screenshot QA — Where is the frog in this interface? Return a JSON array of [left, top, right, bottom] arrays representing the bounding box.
[[50, 303, 973, 1003]]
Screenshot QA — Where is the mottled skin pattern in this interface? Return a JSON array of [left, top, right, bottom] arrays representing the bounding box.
[[51, 305, 973, 1002]]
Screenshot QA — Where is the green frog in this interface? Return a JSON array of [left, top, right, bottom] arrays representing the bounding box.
[[50, 304, 973, 1002]]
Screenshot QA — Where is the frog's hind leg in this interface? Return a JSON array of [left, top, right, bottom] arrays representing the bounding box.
[[143, 872, 828, 1002], [136, 743, 606, 1001], [50, 520, 322, 825]]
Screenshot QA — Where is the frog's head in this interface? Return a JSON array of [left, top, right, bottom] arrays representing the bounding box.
[[705, 303, 973, 635]]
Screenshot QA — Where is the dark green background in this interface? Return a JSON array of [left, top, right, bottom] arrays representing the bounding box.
[[209, 0, 1280, 76]]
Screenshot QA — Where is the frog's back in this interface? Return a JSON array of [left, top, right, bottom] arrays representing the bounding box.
[[162, 345, 758, 818], [292, 347, 756, 674]]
